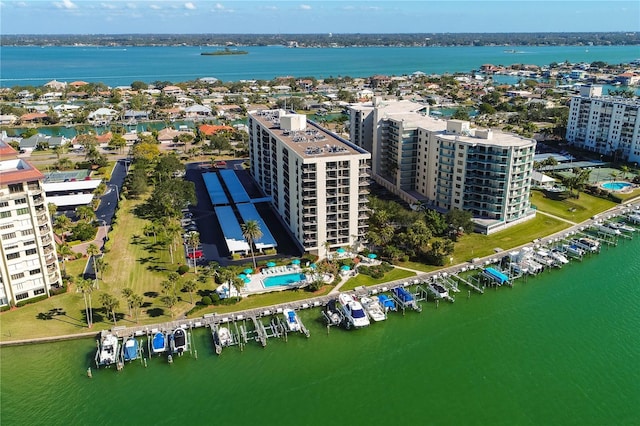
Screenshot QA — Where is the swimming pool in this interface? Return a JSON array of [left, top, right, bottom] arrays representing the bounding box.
[[262, 273, 306, 288], [601, 181, 632, 191]]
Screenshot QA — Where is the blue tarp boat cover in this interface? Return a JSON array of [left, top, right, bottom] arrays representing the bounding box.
[[378, 294, 396, 310], [484, 267, 509, 284], [152, 332, 165, 350], [392, 287, 414, 302]]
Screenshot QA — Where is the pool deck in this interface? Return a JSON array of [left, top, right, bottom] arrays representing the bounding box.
[[240, 265, 336, 296]]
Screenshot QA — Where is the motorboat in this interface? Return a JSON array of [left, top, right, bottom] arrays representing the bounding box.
[[428, 282, 452, 301], [359, 296, 387, 322], [576, 237, 600, 252], [594, 223, 621, 236], [549, 249, 570, 265], [96, 332, 119, 367], [283, 308, 301, 332], [563, 243, 585, 257], [323, 299, 343, 326], [627, 213, 640, 224], [122, 337, 139, 362], [170, 327, 188, 355], [608, 221, 636, 233], [338, 293, 370, 329], [217, 327, 232, 347], [151, 331, 167, 354], [377, 294, 397, 312]]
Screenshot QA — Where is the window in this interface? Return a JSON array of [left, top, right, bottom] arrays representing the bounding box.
[[11, 272, 25, 280], [33, 288, 45, 296], [16, 208, 29, 215], [2, 232, 16, 240], [15, 292, 29, 301], [8, 183, 23, 194], [24, 240, 36, 246], [25, 248, 37, 256], [30, 268, 41, 275], [0, 211, 11, 219], [21, 229, 33, 236], [6, 252, 20, 260], [14, 198, 27, 205], [0, 201, 9, 208], [0, 223, 14, 229]]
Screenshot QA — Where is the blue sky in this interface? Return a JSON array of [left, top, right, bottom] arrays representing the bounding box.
[[1, 1, 638, 35]]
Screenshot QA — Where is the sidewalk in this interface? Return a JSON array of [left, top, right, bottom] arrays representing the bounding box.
[[70, 225, 109, 256]]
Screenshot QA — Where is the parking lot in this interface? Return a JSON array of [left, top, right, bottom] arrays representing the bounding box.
[[183, 161, 303, 267]]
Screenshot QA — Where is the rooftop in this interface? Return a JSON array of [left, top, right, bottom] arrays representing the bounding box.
[[250, 109, 369, 160]]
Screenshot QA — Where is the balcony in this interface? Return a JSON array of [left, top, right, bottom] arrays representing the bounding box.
[[37, 215, 48, 225]]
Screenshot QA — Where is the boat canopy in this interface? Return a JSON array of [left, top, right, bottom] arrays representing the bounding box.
[[484, 267, 509, 284]]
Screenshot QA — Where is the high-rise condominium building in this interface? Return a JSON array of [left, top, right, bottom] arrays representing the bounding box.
[[348, 98, 537, 234], [248, 110, 371, 258], [0, 141, 60, 307], [566, 85, 640, 163]]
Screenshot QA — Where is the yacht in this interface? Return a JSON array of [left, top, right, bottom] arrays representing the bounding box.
[[338, 293, 370, 329], [283, 308, 302, 332], [217, 327, 232, 347], [563, 243, 585, 257], [359, 296, 387, 322], [170, 327, 188, 355], [594, 223, 621, 236], [96, 332, 119, 367], [122, 337, 139, 362], [577, 237, 600, 252], [627, 213, 640, 224]]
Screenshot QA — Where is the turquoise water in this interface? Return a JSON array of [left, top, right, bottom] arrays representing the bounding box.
[[602, 182, 632, 191], [1, 45, 639, 86], [263, 272, 306, 287], [2, 234, 639, 425]]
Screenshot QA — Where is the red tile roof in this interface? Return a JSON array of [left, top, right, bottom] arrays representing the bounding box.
[[19, 112, 48, 122], [199, 124, 233, 136]]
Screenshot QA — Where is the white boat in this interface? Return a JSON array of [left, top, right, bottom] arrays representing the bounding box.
[[550, 249, 570, 265], [563, 243, 585, 257], [170, 327, 188, 355], [217, 327, 232, 347], [122, 337, 139, 362], [577, 237, 600, 252], [608, 222, 636, 233], [594, 223, 621, 236], [429, 282, 448, 299], [627, 213, 640, 224], [359, 296, 387, 322], [96, 332, 119, 367], [338, 293, 370, 329], [283, 308, 301, 332]]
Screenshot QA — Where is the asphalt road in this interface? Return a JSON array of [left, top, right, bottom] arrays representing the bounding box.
[[96, 158, 129, 227]]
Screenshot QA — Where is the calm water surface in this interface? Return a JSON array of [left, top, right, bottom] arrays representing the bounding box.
[[2, 235, 639, 425], [1, 45, 639, 86]]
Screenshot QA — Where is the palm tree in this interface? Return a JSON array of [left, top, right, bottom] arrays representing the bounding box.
[[121, 287, 134, 317], [94, 257, 109, 280], [182, 279, 197, 305], [56, 243, 73, 274], [76, 205, 96, 222], [99, 293, 120, 325], [48, 203, 58, 220], [620, 166, 630, 181], [186, 231, 200, 274], [53, 215, 71, 243], [160, 294, 178, 318], [77, 278, 94, 328], [241, 220, 262, 269], [130, 293, 144, 324], [162, 218, 182, 264]]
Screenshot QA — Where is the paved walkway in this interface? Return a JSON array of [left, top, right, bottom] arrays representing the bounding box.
[[535, 210, 578, 225], [70, 225, 109, 256]]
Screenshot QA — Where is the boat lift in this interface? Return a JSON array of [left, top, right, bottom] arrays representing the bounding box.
[[390, 285, 423, 314], [451, 273, 484, 294]]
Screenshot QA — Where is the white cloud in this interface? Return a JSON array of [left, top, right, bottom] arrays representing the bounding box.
[[127, 3, 137, 9], [214, 3, 224, 10], [150, 4, 161, 10], [299, 4, 311, 10], [53, 0, 78, 10], [184, 2, 196, 10], [101, 2, 116, 10]]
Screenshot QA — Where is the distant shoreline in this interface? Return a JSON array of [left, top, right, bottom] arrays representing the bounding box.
[[1, 32, 639, 48]]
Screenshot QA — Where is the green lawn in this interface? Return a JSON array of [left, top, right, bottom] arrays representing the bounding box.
[[451, 214, 570, 263], [340, 268, 416, 291], [530, 190, 616, 222]]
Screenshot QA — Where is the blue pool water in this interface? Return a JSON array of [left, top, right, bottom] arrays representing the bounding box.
[[601, 181, 632, 191], [263, 273, 306, 288]]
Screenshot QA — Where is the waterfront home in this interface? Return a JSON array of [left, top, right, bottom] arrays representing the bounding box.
[[44, 79, 67, 90], [0, 114, 18, 125], [87, 107, 118, 124], [184, 104, 212, 119], [19, 112, 48, 124], [162, 85, 184, 96], [199, 124, 233, 136]]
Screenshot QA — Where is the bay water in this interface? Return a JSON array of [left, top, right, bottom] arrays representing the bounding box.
[[1, 44, 639, 87], [1, 234, 639, 425]]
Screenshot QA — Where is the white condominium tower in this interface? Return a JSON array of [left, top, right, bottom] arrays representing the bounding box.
[[348, 98, 536, 234], [248, 110, 371, 258], [0, 141, 60, 307], [566, 85, 640, 163]]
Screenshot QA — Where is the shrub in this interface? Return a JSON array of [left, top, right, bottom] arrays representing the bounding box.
[[1, 304, 11, 312], [177, 265, 190, 275], [69, 222, 97, 241], [16, 294, 48, 307], [231, 253, 242, 260], [50, 284, 68, 296], [201, 296, 212, 306]]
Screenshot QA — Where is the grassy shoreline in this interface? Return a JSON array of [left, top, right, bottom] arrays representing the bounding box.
[[1, 190, 637, 344]]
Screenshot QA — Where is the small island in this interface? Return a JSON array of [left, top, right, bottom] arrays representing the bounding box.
[[201, 47, 248, 56]]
